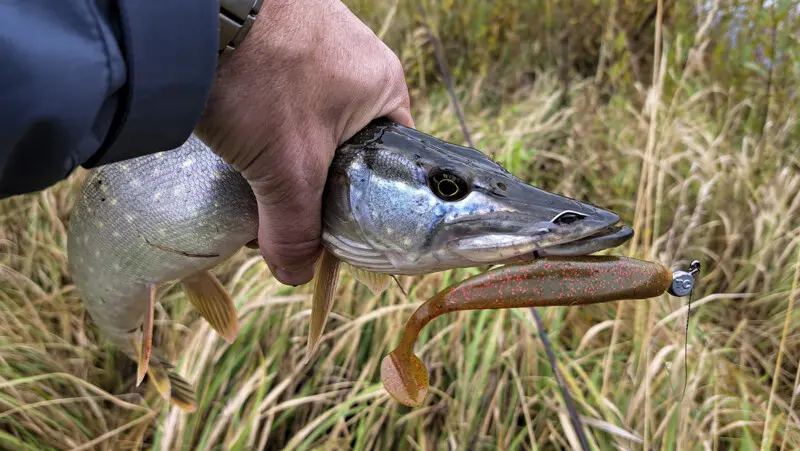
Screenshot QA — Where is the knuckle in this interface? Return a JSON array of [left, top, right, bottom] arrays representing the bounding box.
[[248, 153, 327, 206], [381, 53, 410, 108], [384, 54, 406, 88], [262, 234, 322, 269]]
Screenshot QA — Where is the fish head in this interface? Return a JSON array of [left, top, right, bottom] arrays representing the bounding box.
[[322, 119, 633, 274]]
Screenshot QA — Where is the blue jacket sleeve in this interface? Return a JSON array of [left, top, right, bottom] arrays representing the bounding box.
[[0, 0, 219, 198]]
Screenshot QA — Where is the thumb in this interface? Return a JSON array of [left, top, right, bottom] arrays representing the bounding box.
[[246, 151, 330, 286]]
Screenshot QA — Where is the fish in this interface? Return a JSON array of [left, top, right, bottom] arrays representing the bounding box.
[[66, 118, 633, 412]]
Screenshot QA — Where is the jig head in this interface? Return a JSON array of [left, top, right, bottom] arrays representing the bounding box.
[[668, 260, 702, 297]]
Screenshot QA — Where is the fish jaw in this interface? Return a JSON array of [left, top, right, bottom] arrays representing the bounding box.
[[322, 119, 633, 274], [441, 180, 626, 263]]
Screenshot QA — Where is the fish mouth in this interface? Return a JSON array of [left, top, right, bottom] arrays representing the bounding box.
[[448, 204, 627, 264], [531, 224, 634, 257], [475, 224, 634, 267]]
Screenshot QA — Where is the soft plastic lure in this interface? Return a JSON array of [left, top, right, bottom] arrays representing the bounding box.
[[381, 255, 692, 407]]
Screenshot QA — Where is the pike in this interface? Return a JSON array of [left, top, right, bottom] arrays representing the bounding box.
[[67, 119, 635, 412]]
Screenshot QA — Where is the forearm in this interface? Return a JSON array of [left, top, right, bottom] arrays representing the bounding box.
[[0, 0, 219, 198]]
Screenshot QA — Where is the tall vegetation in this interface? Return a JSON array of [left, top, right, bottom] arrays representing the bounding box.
[[1, 1, 798, 449]]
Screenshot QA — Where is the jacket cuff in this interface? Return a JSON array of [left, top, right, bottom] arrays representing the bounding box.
[[83, 0, 219, 167]]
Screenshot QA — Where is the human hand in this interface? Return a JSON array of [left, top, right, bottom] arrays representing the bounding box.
[[196, 0, 414, 286]]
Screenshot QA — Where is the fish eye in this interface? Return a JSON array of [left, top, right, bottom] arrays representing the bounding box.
[[551, 210, 587, 225], [428, 169, 470, 201]]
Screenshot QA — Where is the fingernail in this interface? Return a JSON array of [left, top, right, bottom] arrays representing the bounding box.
[[274, 266, 314, 286]]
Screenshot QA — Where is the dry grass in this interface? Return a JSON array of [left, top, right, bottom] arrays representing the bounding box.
[[2, 1, 799, 450]]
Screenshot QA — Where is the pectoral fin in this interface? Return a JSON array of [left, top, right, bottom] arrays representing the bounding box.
[[343, 263, 392, 295], [180, 270, 239, 343], [306, 249, 341, 360], [136, 284, 156, 386]]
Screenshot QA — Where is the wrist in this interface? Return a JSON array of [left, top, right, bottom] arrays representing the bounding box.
[[201, 0, 319, 139]]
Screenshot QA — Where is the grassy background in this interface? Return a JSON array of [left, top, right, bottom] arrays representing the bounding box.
[[2, 0, 799, 449]]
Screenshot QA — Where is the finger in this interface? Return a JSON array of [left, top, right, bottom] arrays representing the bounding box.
[[337, 51, 415, 143], [378, 57, 415, 129], [339, 82, 415, 142], [387, 107, 415, 129], [247, 150, 330, 286]]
